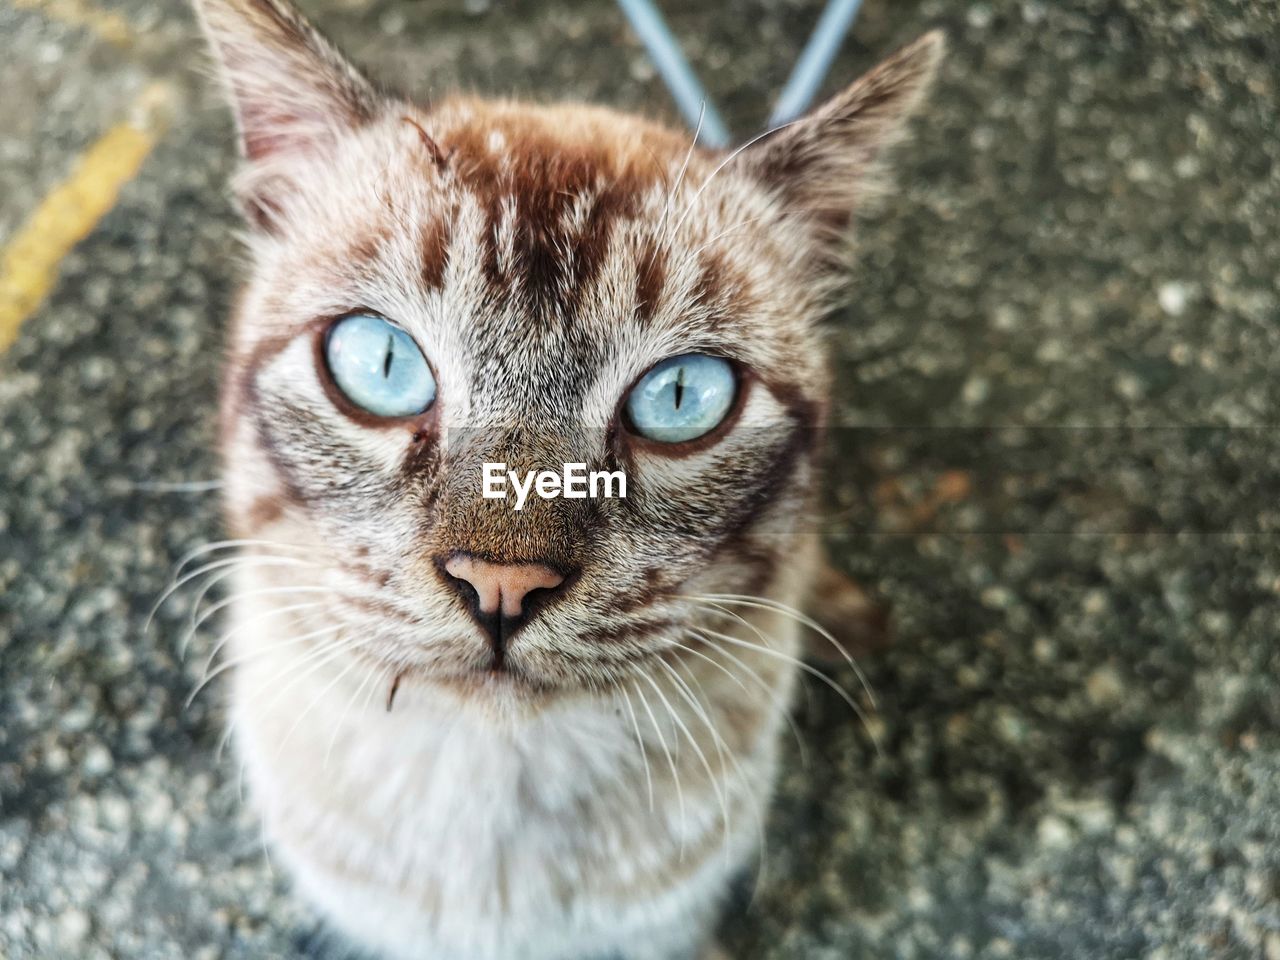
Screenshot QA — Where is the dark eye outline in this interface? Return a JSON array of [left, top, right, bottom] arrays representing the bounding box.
[[314, 311, 441, 432], [616, 353, 749, 456]]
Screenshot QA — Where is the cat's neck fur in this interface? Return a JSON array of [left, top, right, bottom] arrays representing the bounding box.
[[228, 564, 809, 960]]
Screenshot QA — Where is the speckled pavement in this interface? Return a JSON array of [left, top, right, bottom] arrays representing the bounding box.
[[3, 1, 1280, 957]]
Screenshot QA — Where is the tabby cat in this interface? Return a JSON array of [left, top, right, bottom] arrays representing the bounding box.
[[193, 0, 940, 956]]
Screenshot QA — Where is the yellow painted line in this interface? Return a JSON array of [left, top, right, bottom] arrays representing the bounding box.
[[0, 83, 173, 355], [10, 0, 134, 47]]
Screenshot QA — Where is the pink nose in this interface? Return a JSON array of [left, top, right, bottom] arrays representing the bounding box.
[[443, 555, 566, 621]]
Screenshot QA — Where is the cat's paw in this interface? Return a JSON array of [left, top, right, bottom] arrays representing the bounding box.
[[805, 559, 892, 661]]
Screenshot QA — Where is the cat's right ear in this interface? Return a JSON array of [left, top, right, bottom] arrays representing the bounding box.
[[193, 0, 381, 228]]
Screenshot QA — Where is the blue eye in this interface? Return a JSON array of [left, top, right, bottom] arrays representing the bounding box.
[[625, 353, 737, 444], [324, 314, 436, 418]]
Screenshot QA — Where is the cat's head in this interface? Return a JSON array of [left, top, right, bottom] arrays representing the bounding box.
[[198, 0, 940, 702]]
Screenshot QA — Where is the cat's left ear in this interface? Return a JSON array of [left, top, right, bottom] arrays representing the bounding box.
[[193, 0, 382, 224], [739, 31, 944, 251]]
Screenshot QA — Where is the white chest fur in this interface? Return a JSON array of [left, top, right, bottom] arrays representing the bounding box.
[[228, 608, 793, 960]]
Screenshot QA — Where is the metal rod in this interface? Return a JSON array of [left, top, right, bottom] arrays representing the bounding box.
[[616, 0, 732, 148], [767, 0, 863, 128]]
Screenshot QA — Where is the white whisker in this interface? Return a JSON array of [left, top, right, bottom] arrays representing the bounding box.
[[172, 538, 320, 575], [673, 635, 808, 768], [697, 593, 877, 709], [178, 564, 327, 658], [326, 657, 384, 769], [181, 583, 336, 666], [658, 103, 705, 245], [187, 561, 271, 635], [634, 681, 686, 858], [638, 669, 729, 852], [216, 713, 236, 766], [184, 597, 325, 666], [124, 479, 224, 493], [670, 119, 804, 239], [653, 658, 737, 869], [617, 683, 655, 813], [147, 554, 317, 635], [689, 214, 769, 258], [241, 629, 360, 727], [187, 619, 341, 709], [669, 655, 769, 891], [277, 648, 367, 759], [692, 616, 881, 757]]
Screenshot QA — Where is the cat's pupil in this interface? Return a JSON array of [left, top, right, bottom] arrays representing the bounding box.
[[674, 367, 685, 410], [383, 335, 394, 378]]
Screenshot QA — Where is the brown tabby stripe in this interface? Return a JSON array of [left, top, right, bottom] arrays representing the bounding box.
[[691, 248, 753, 323], [633, 237, 667, 323], [438, 121, 661, 320], [348, 225, 389, 274], [715, 389, 821, 549], [421, 214, 452, 290], [225, 328, 316, 515]]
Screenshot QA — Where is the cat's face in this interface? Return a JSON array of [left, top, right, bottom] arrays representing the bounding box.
[[202, 0, 939, 701]]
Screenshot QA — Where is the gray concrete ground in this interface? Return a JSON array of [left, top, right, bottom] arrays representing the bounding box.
[[2, 0, 1280, 957]]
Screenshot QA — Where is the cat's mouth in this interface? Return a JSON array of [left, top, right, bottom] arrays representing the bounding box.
[[384, 659, 562, 711], [339, 598, 686, 708]]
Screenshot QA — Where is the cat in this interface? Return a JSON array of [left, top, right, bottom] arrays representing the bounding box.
[[193, 0, 940, 957]]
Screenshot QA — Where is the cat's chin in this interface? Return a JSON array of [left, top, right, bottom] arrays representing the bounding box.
[[403, 663, 578, 712]]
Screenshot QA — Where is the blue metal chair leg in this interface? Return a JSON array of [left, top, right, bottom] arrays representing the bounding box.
[[616, 0, 732, 148], [769, 0, 863, 127], [616, 0, 863, 144]]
